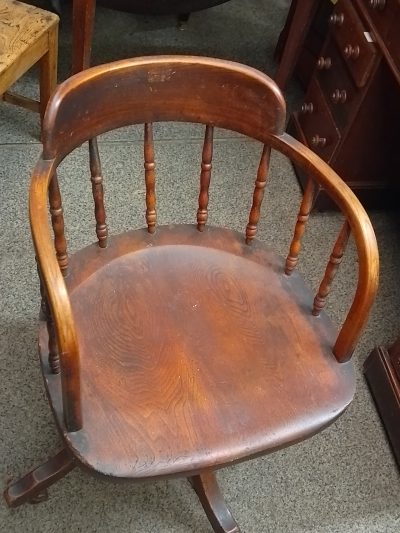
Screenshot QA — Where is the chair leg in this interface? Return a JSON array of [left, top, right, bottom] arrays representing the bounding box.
[[72, 0, 97, 73], [189, 472, 241, 533], [4, 448, 75, 508]]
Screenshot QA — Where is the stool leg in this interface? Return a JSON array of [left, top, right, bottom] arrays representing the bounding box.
[[39, 23, 58, 126], [189, 472, 241, 533], [4, 448, 75, 508]]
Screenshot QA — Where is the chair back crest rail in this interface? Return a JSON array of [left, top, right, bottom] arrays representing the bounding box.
[[29, 57, 379, 432]]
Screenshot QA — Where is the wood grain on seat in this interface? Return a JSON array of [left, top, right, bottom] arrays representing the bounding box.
[[39, 225, 355, 479]]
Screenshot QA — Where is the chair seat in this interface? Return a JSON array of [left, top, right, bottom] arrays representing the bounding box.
[[39, 224, 355, 479]]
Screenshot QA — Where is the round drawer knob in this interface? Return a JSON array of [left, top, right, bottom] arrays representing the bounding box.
[[301, 102, 314, 113], [316, 56, 332, 70], [331, 89, 347, 104], [344, 44, 360, 59], [369, 0, 386, 9], [329, 13, 344, 25], [311, 135, 327, 148]]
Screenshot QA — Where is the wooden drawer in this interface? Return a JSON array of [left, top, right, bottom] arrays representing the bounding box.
[[297, 79, 340, 162], [362, 0, 399, 38], [329, 0, 378, 87], [315, 40, 363, 131]]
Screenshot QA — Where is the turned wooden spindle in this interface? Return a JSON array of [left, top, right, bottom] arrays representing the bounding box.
[[312, 220, 351, 316], [89, 138, 108, 248], [245, 145, 271, 244], [144, 123, 156, 234], [37, 264, 60, 374], [197, 125, 214, 231], [48, 173, 68, 276], [285, 178, 315, 275]]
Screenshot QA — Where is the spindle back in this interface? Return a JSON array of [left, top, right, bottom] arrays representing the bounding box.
[[30, 57, 379, 432]]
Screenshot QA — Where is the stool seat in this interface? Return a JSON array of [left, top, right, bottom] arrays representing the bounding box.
[[39, 225, 355, 479], [0, 0, 58, 124]]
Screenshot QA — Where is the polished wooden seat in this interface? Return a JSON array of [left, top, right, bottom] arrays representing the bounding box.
[[4, 56, 378, 532], [0, 0, 59, 125], [42, 225, 355, 478]]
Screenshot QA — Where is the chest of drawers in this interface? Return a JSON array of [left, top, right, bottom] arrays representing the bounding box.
[[288, 0, 400, 209]]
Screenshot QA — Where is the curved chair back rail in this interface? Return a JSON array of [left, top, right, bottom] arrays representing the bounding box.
[[29, 56, 379, 432]]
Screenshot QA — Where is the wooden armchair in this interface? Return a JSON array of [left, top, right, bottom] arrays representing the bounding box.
[[4, 56, 379, 532]]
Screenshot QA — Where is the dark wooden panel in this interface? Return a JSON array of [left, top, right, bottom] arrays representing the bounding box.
[[297, 78, 340, 161], [364, 344, 400, 469], [362, 0, 398, 38], [330, 0, 379, 87], [315, 40, 364, 131]]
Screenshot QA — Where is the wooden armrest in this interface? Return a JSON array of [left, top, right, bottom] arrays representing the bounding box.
[[29, 158, 82, 432], [271, 133, 379, 362]]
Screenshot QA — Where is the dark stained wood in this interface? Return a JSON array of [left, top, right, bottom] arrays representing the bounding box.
[[3, 449, 75, 508], [18, 57, 379, 531], [313, 220, 351, 316], [274, 0, 319, 90], [72, 0, 96, 73], [89, 138, 108, 247], [285, 177, 315, 275], [190, 472, 240, 533], [48, 173, 69, 276], [364, 343, 400, 469], [287, 0, 400, 210], [245, 145, 270, 244], [98, 0, 231, 14], [197, 125, 214, 232], [144, 123, 157, 234], [70, 1, 229, 75]]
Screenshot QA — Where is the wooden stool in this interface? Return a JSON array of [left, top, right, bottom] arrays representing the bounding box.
[[0, 0, 59, 127]]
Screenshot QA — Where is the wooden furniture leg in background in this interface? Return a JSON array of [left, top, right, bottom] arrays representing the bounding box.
[[72, 0, 97, 73], [274, 0, 318, 90], [365, 338, 400, 468]]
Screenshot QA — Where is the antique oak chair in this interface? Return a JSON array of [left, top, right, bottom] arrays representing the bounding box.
[[4, 57, 378, 532]]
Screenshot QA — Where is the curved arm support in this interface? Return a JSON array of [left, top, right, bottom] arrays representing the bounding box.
[[29, 158, 82, 431], [270, 133, 379, 362]]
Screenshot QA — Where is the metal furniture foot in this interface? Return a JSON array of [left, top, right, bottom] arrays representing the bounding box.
[[4, 448, 75, 508], [189, 472, 241, 533]]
